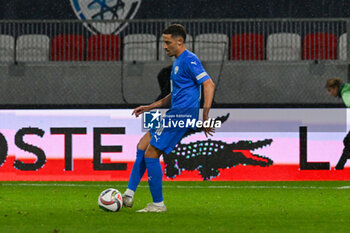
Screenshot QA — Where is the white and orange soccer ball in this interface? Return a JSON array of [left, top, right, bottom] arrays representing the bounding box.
[[98, 188, 123, 212]]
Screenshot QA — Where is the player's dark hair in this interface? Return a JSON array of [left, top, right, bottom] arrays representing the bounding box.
[[163, 24, 187, 42], [325, 78, 343, 88]]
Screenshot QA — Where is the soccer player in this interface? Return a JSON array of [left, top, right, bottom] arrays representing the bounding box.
[[122, 24, 215, 212], [325, 78, 350, 169]]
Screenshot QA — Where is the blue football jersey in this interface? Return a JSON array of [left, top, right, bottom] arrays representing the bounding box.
[[168, 50, 211, 121]]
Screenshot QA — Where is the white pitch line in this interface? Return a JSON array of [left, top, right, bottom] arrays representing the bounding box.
[[335, 186, 350, 189], [1, 183, 350, 190]]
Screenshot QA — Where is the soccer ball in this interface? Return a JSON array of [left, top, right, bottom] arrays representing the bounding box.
[[98, 188, 123, 212]]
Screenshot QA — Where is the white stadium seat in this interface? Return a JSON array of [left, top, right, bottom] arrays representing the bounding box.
[[339, 33, 347, 61], [16, 34, 50, 62], [266, 33, 301, 61], [0, 35, 14, 62], [123, 34, 157, 61], [158, 34, 193, 61], [194, 33, 229, 61]]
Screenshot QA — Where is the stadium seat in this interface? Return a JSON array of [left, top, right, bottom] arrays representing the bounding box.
[[231, 33, 264, 60], [302, 33, 337, 60], [194, 33, 229, 61], [339, 33, 347, 61], [87, 35, 120, 61], [0, 35, 14, 62], [123, 34, 157, 61], [159, 34, 193, 61], [16, 34, 50, 62], [51, 34, 85, 61], [266, 33, 301, 61]]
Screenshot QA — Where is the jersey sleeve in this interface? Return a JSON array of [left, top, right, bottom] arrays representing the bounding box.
[[185, 56, 211, 85], [342, 93, 350, 107]]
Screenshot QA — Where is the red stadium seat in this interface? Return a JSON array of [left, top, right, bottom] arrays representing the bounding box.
[[302, 33, 337, 60], [231, 34, 264, 60], [87, 35, 120, 61], [51, 34, 85, 61]]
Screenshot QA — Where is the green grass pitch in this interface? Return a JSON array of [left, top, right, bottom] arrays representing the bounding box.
[[1, 181, 350, 233]]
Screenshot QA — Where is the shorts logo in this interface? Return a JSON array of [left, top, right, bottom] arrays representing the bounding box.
[[174, 66, 179, 75], [143, 110, 162, 129], [70, 0, 142, 34], [154, 135, 159, 142]]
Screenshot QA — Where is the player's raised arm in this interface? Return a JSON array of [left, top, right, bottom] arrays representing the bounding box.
[[202, 78, 215, 137], [132, 94, 171, 117]]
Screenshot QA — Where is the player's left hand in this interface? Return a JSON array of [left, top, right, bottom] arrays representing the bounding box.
[[204, 126, 215, 138], [203, 115, 215, 137]]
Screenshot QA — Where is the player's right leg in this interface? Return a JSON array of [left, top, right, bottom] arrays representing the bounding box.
[[137, 144, 167, 213], [137, 127, 189, 213], [123, 132, 151, 207]]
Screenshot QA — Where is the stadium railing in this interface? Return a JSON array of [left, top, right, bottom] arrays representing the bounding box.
[[0, 19, 348, 106], [0, 18, 348, 63]]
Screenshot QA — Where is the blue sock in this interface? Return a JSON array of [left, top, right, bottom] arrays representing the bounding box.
[[127, 149, 146, 192], [145, 157, 163, 203]]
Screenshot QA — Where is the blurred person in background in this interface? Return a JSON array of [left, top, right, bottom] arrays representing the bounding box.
[[326, 78, 350, 169]]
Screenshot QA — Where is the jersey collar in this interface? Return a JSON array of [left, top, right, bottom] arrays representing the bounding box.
[[175, 49, 188, 60]]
